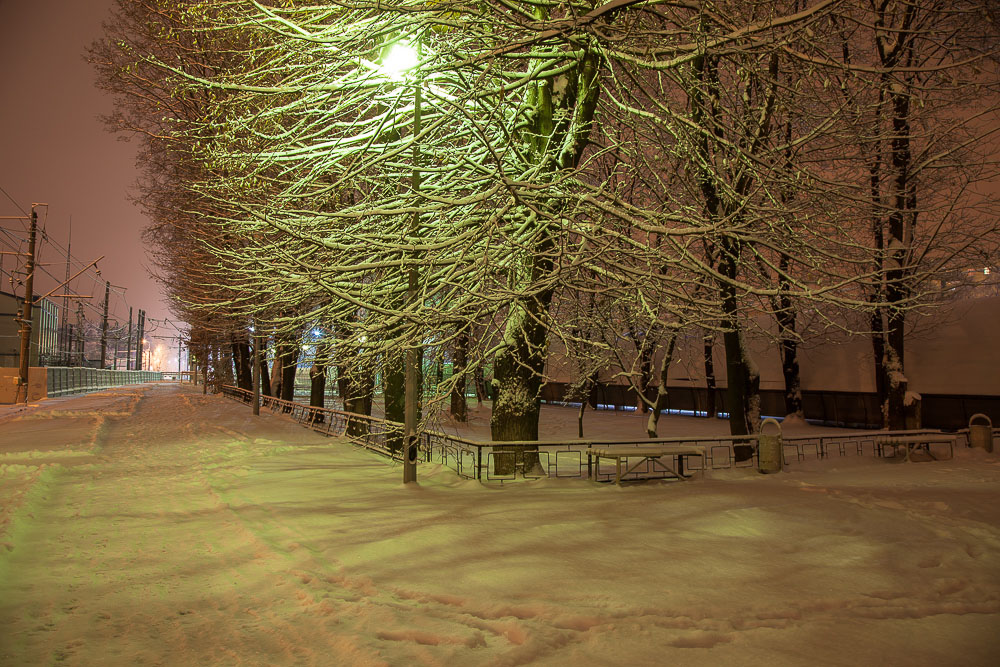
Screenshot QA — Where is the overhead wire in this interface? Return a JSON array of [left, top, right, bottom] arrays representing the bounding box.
[[1, 185, 157, 349]]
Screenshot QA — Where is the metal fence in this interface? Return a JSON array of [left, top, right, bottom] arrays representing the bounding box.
[[221, 385, 406, 461], [419, 428, 978, 483], [222, 385, 986, 484], [46, 367, 163, 398]]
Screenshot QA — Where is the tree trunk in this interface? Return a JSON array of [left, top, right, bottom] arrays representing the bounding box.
[[871, 309, 887, 427], [645, 333, 678, 438], [258, 339, 272, 398], [473, 367, 486, 406], [568, 372, 597, 438], [775, 257, 802, 418], [231, 334, 253, 391], [383, 348, 405, 451], [720, 243, 761, 457], [635, 330, 655, 413], [275, 331, 300, 406], [490, 291, 552, 474], [491, 342, 543, 471], [343, 371, 373, 438], [689, 50, 759, 456], [221, 344, 234, 387], [280, 349, 298, 404], [723, 328, 761, 438], [883, 80, 914, 431], [309, 351, 327, 424], [230, 338, 243, 388], [703, 334, 716, 418], [884, 314, 907, 430], [450, 331, 468, 422], [270, 355, 282, 398], [488, 38, 598, 475], [780, 334, 802, 418], [337, 340, 373, 438]]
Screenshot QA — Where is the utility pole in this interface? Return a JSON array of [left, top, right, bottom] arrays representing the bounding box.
[[60, 217, 71, 359], [99, 281, 110, 368], [126, 307, 133, 370], [75, 302, 85, 365], [134, 309, 145, 371], [15, 208, 38, 403]]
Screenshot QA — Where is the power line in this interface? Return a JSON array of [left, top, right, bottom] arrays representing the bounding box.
[[0, 183, 30, 219], [0, 186, 136, 324], [1, 188, 162, 364]]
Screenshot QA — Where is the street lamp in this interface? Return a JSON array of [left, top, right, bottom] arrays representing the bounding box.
[[382, 38, 423, 483], [382, 42, 418, 81]]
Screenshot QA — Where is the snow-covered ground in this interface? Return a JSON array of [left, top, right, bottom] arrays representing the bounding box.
[[1, 383, 998, 666], [417, 396, 862, 442]]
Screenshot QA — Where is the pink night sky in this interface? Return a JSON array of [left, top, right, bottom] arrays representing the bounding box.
[[0, 0, 177, 360]]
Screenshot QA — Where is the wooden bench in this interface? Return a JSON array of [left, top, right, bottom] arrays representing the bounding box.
[[586, 445, 706, 485], [875, 435, 955, 462]]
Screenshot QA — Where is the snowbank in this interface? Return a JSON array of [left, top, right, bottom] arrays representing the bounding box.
[[1, 384, 998, 665]]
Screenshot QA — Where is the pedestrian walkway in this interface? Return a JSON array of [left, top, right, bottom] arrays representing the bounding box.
[[0, 383, 366, 665], [2, 384, 999, 666]]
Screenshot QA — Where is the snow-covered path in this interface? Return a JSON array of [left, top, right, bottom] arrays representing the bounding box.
[[1, 384, 999, 665]]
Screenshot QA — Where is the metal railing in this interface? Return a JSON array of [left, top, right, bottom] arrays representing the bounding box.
[[419, 430, 763, 482], [221, 386, 976, 484], [221, 386, 406, 461], [47, 367, 163, 397]]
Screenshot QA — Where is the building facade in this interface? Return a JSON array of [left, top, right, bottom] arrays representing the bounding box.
[[0, 290, 59, 368]]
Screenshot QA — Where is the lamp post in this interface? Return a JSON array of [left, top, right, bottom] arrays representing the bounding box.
[[252, 324, 261, 416], [384, 39, 422, 483]]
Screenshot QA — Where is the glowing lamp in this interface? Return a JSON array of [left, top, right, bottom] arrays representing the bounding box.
[[382, 42, 418, 80]]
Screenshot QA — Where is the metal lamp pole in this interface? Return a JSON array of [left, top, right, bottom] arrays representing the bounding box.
[[403, 39, 423, 484], [252, 325, 261, 416]]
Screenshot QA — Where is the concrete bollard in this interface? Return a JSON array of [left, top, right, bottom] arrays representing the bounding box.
[[969, 413, 993, 453], [758, 417, 783, 474]]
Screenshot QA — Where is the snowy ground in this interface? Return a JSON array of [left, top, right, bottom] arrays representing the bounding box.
[[1, 384, 998, 666], [416, 396, 862, 442]]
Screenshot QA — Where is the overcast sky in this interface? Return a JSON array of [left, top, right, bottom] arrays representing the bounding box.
[[0, 0, 178, 353]]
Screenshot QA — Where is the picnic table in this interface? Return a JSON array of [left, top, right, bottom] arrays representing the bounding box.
[[586, 445, 706, 485], [874, 435, 955, 462]]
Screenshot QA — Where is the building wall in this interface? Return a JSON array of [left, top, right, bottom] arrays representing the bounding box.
[[0, 366, 47, 402], [544, 296, 1000, 397], [0, 291, 60, 368]]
